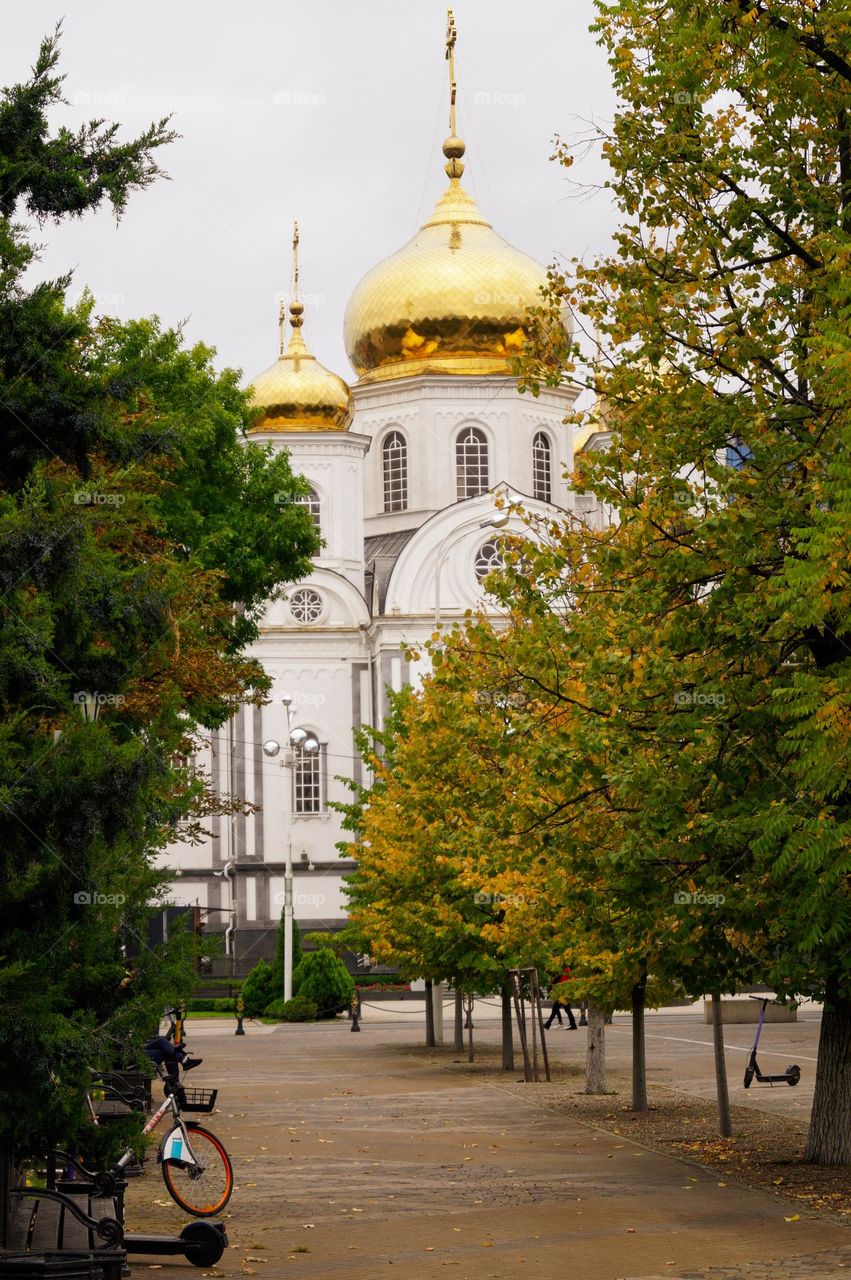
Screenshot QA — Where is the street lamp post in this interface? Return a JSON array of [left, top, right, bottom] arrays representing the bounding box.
[[263, 696, 320, 1002]]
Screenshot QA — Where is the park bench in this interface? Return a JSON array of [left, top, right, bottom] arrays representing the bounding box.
[[3, 1157, 126, 1280], [87, 1075, 150, 1125]]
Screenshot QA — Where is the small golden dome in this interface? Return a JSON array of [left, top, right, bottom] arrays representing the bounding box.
[[249, 220, 353, 433], [344, 173, 554, 384], [248, 301, 353, 433]]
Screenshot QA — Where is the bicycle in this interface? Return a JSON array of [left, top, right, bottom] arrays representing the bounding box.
[[88, 1061, 234, 1218]]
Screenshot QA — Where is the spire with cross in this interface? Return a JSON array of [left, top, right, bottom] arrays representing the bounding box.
[[442, 9, 465, 180]]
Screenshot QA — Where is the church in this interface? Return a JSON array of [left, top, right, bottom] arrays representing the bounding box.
[[165, 16, 591, 975]]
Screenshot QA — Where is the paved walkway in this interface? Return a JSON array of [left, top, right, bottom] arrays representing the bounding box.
[[125, 1019, 849, 1280]]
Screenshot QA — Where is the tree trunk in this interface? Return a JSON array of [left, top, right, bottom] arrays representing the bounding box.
[[425, 979, 435, 1048], [631, 971, 648, 1112], [585, 1005, 607, 1094], [453, 988, 463, 1052], [710, 992, 733, 1138], [501, 983, 515, 1071], [433, 981, 444, 1044], [805, 972, 851, 1164]]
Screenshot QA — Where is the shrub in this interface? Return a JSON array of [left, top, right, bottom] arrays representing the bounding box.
[[185, 997, 235, 1013], [292, 948, 354, 1017], [264, 994, 317, 1022], [241, 960, 279, 1016]]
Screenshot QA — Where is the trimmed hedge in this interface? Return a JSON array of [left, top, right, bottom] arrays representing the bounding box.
[[241, 959, 279, 1016], [186, 997, 235, 1013], [264, 995, 317, 1022], [293, 948, 354, 1016]]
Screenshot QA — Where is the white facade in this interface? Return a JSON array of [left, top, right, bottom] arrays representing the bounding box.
[[164, 369, 579, 971]]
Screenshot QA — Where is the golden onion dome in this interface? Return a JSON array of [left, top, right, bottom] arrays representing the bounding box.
[[344, 132, 556, 384], [248, 304, 353, 432], [248, 225, 353, 433]]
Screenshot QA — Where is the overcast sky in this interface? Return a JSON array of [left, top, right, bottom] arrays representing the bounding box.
[[2, 0, 619, 386]]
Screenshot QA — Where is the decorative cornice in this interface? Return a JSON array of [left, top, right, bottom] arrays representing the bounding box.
[[255, 631, 369, 650], [352, 374, 575, 413], [355, 408, 420, 432], [432, 407, 509, 423], [253, 430, 372, 457]]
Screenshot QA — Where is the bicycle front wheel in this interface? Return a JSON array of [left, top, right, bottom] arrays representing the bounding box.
[[162, 1125, 233, 1217]]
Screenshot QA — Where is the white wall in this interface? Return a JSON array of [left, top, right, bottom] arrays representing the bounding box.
[[353, 373, 577, 533]]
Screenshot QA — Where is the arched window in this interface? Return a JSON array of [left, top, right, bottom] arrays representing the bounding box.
[[293, 739, 325, 814], [456, 425, 489, 500], [532, 432, 552, 503], [382, 430, 408, 512], [295, 485, 321, 533]]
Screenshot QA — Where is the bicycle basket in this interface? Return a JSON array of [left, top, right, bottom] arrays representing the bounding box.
[[177, 1087, 218, 1113]]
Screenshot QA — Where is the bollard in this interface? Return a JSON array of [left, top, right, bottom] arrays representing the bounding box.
[[350, 989, 361, 1033], [579, 1002, 588, 1027], [234, 993, 245, 1036]]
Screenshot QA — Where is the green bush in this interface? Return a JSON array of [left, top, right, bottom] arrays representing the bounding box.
[[264, 994, 317, 1022], [293, 948, 354, 1017], [241, 959, 279, 1016], [185, 997, 235, 1013]]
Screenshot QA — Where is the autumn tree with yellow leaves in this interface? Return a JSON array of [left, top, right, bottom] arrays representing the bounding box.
[[517, 0, 851, 1162]]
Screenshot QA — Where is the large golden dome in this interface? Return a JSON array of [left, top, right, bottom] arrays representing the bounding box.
[[248, 226, 353, 434], [344, 140, 552, 384]]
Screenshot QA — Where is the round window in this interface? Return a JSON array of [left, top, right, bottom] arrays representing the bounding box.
[[474, 539, 506, 582], [289, 588, 324, 624]]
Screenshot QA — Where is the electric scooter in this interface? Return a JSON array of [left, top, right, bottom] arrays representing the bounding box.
[[743, 996, 801, 1088]]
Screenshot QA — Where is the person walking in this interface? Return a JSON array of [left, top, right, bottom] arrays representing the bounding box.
[[544, 965, 578, 1030]]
